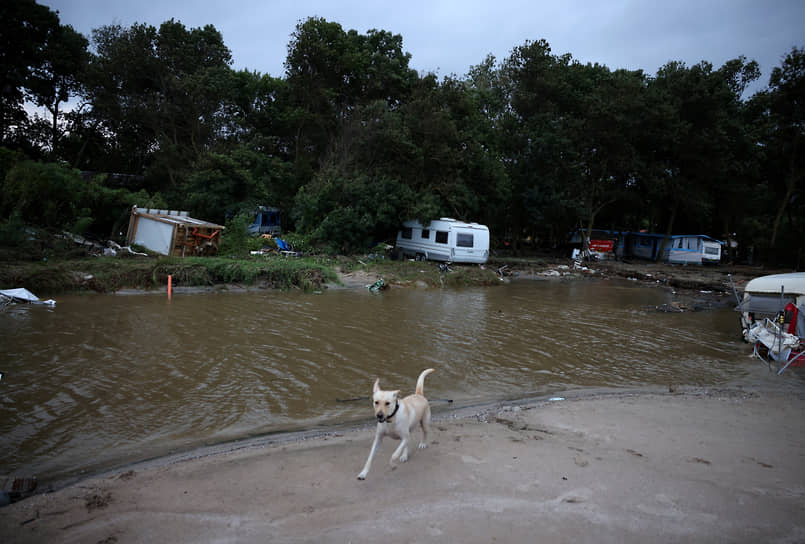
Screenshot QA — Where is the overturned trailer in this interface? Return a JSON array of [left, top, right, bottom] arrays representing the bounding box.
[[126, 206, 225, 257], [738, 272, 805, 373]]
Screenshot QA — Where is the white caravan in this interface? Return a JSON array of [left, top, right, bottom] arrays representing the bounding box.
[[395, 218, 490, 264]]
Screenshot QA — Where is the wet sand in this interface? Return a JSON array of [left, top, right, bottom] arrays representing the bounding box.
[[2, 385, 804, 543]]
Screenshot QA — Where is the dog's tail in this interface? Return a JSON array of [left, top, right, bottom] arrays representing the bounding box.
[[415, 368, 435, 396]]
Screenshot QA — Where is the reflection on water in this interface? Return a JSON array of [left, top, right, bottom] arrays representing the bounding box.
[[0, 278, 757, 484]]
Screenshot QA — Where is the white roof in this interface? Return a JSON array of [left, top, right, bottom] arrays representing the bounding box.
[[402, 218, 488, 230], [744, 273, 805, 296]]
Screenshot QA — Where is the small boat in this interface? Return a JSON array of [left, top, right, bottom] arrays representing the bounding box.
[[736, 273, 805, 373]]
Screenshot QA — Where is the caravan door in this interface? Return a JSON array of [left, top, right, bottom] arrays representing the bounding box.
[[451, 225, 490, 264]]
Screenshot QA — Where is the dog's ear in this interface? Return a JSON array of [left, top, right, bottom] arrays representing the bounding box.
[[373, 378, 380, 393], [392, 390, 400, 400]]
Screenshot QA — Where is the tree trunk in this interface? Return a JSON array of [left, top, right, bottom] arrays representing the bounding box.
[[50, 101, 60, 154], [584, 211, 596, 251], [72, 118, 101, 170], [771, 131, 802, 248], [770, 176, 796, 248], [655, 201, 677, 262]]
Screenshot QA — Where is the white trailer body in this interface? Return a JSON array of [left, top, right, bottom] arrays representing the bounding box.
[[395, 218, 490, 264]]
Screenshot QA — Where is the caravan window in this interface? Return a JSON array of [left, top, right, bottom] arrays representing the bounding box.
[[421, 229, 430, 239], [674, 238, 682, 248], [435, 231, 448, 244], [401, 227, 412, 239], [687, 238, 698, 250], [704, 245, 719, 255], [456, 233, 474, 248]]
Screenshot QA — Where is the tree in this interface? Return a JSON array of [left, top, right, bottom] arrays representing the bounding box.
[[82, 20, 233, 194], [0, 0, 60, 145], [761, 47, 804, 253], [184, 146, 293, 224], [283, 17, 416, 170], [643, 58, 758, 260], [25, 24, 89, 155], [498, 40, 581, 245], [563, 63, 646, 243]]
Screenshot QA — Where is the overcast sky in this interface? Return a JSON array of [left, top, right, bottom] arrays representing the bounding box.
[[43, 0, 804, 96]]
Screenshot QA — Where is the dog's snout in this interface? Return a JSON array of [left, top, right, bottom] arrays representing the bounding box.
[[376, 413, 385, 422]]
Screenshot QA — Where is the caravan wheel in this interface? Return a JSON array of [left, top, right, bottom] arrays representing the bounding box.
[[415, 253, 425, 261]]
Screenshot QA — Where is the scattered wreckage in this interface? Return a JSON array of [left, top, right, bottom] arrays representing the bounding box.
[[735, 272, 805, 374], [0, 288, 55, 307]]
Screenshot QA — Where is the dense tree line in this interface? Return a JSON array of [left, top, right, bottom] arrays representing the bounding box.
[[1, 1, 803, 264]]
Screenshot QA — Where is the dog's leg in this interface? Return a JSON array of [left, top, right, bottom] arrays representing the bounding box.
[[357, 427, 383, 480], [391, 430, 410, 464], [419, 406, 431, 449]]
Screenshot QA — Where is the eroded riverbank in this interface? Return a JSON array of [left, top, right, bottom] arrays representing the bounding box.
[[3, 383, 804, 543]]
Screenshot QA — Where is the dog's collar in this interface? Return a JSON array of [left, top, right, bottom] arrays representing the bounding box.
[[386, 400, 400, 421]]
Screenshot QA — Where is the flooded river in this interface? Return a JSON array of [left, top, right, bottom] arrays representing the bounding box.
[[1, 278, 757, 486]]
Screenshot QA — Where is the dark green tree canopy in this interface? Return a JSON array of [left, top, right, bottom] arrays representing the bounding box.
[[2, 8, 803, 265]]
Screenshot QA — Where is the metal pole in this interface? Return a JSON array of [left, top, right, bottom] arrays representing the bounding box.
[[777, 285, 785, 370], [728, 274, 742, 311]]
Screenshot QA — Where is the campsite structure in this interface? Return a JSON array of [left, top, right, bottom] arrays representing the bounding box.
[[126, 206, 224, 257], [395, 218, 490, 264], [738, 272, 805, 373], [572, 230, 724, 264], [248, 206, 281, 236]]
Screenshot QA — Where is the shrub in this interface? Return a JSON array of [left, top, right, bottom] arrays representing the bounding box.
[[0, 210, 28, 247], [218, 212, 252, 257], [1, 160, 85, 230]]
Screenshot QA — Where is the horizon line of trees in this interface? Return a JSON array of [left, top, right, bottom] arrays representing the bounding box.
[[1, 1, 803, 265]]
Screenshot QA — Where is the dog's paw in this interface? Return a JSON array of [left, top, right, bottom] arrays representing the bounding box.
[[418, 442, 428, 450], [399, 453, 408, 463], [357, 472, 367, 480]]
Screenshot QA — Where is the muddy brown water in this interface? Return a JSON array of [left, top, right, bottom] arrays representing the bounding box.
[[0, 278, 763, 487]]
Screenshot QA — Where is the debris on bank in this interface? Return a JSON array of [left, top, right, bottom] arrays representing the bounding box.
[[127, 206, 224, 257], [367, 278, 387, 292], [0, 476, 37, 506], [538, 263, 599, 277], [61, 232, 148, 258], [0, 288, 55, 307]]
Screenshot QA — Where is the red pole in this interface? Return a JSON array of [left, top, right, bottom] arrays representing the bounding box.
[[168, 275, 172, 299]]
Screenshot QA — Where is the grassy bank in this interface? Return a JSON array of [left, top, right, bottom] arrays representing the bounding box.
[[0, 255, 341, 295], [0, 253, 508, 296]]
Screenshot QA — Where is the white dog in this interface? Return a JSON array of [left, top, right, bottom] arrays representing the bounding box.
[[357, 368, 435, 480]]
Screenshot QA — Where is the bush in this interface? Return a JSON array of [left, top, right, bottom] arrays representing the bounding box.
[[218, 212, 252, 257], [1, 160, 85, 230], [0, 210, 28, 247]]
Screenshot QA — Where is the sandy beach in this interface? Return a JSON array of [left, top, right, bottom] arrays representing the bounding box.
[[2, 383, 804, 543]]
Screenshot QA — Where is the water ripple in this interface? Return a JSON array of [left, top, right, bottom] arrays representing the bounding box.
[[0, 280, 756, 484]]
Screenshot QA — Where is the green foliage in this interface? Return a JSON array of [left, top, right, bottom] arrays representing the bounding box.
[[1, 160, 85, 229], [294, 169, 414, 253], [0, 159, 166, 243], [185, 147, 295, 225], [151, 256, 338, 291], [0, 255, 340, 293], [0, 147, 26, 180], [3, 9, 804, 266], [85, 19, 233, 186], [277, 232, 314, 254], [81, 177, 168, 240], [0, 0, 61, 143], [0, 210, 28, 247], [218, 212, 252, 257]]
